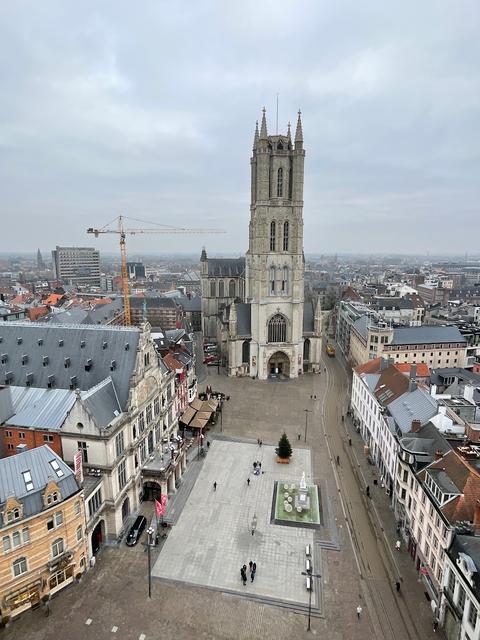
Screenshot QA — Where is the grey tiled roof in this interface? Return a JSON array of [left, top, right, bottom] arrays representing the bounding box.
[[8, 386, 76, 429], [303, 300, 314, 333], [353, 315, 369, 340], [388, 388, 438, 434], [0, 445, 80, 526], [130, 297, 178, 309], [0, 322, 139, 410], [236, 303, 251, 336], [81, 377, 121, 427], [391, 326, 466, 345], [207, 258, 245, 278]]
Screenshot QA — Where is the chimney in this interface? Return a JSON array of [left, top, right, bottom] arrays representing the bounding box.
[[380, 357, 388, 371], [0, 385, 15, 424], [474, 500, 480, 535], [411, 419, 422, 433], [16, 443, 28, 454], [410, 364, 417, 380], [434, 449, 443, 461], [409, 379, 417, 392]]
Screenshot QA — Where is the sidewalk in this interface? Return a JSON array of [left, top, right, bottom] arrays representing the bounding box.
[[343, 416, 445, 639]]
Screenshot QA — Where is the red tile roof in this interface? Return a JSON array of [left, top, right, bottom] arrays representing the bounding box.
[[355, 357, 383, 375], [395, 363, 430, 378]]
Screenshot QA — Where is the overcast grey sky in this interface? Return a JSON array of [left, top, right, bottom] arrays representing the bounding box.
[[1, 1, 479, 256]]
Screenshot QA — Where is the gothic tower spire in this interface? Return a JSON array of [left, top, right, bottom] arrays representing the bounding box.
[[253, 120, 259, 149], [259, 107, 268, 140], [295, 110, 303, 148]]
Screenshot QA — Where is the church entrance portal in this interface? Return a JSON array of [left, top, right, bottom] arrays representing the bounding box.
[[268, 352, 290, 377]]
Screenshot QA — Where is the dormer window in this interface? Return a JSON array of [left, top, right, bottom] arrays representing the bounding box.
[[64, 357, 70, 368], [110, 360, 116, 371], [6, 508, 21, 523], [1, 354, 8, 364], [37, 338, 43, 346], [125, 343, 130, 351], [42, 355, 49, 366], [85, 358, 92, 372], [47, 492, 60, 505], [80, 340, 86, 348], [21, 354, 28, 365], [102, 341, 108, 350], [424, 470, 460, 506], [47, 374, 55, 388], [17, 337, 23, 345], [26, 372, 34, 386], [22, 470, 34, 491], [58, 339, 64, 347], [69, 375, 77, 390]]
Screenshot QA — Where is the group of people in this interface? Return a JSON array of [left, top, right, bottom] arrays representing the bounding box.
[[240, 561, 257, 585]]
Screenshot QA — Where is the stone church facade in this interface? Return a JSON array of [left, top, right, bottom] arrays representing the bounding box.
[[200, 108, 322, 379]]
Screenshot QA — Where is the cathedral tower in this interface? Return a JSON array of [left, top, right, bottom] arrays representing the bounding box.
[[245, 109, 306, 378]]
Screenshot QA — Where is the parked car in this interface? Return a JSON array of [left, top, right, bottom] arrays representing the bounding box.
[[204, 345, 217, 354], [207, 359, 222, 367], [126, 515, 147, 546], [203, 355, 217, 364]]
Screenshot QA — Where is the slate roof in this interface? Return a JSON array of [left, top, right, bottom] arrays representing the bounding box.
[[303, 300, 314, 333], [7, 386, 76, 430], [207, 258, 245, 278], [81, 377, 122, 427], [177, 296, 202, 312], [130, 297, 178, 309], [388, 387, 438, 433], [374, 297, 414, 310], [400, 421, 452, 467], [352, 315, 369, 340], [430, 368, 480, 387], [87, 297, 123, 324], [236, 303, 251, 336], [391, 325, 466, 345], [0, 445, 80, 526], [0, 322, 139, 410], [42, 307, 90, 324]]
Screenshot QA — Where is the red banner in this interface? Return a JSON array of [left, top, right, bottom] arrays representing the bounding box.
[[155, 499, 165, 517]]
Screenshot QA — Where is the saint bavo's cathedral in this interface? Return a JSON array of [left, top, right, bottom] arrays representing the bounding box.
[[201, 108, 322, 380]]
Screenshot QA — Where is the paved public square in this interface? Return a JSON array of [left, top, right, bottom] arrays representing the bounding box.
[[152, 439, 319, 607]]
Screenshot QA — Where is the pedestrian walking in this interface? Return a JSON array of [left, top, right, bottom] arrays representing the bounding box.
[[207, 441, 210, 449], [366, 485, 370, 498], [247, 477, 250, 486], [395, 581, 401, 592], [213, 481, 217, 491], [240, 568, 247, 586], [253, 461, 257, 470], [356, 605, 362, 619], [258, 461, 262, 469], [251, 569, 255, 582], [336, 455, 340, 466], [395, 540, 401, 552], [259, 439, 262, 447], [349, 438, 352, 446], [249, 561, 253, 571], [298, 434, 301, 441]]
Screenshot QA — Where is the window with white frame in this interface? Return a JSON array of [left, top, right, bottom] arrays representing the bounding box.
[[118, 460, 127, 490], [76, 526, 82, 542], [52, 537, 64, 558], [115, 430, 124, 458], [12, 556, 27, 577]]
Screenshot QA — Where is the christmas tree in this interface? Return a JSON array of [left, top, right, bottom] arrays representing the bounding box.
[[276, 432, 292, 459]]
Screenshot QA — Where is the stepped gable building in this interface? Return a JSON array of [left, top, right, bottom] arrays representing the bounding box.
[[200, 108, 322, 379], [0, 321, 185, 553]]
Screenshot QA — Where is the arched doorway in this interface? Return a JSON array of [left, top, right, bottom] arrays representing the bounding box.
[[242, 340, 250, 364], [91, 519, 105, 556], [121, 497, 130, 522], [268, 351, 290, 377], [142, 481, 162, 502]]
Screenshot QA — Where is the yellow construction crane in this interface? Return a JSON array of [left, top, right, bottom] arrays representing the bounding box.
[[87, 214, 224, 326]]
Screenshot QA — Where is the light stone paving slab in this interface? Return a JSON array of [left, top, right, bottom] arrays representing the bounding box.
[[152, 440, 319, 606]]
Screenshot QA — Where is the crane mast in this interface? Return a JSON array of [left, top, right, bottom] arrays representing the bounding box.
[[87, 215, 224, 326]]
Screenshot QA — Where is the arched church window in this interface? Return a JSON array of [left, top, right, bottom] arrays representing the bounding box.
[[270, 221, 276, 251], [303, 338, 310, 361], [219, 280, 224, 297], [268, 314, 287, 343], [277, 168, 283, 198], [282, 267, 289, 294], [242, 340, 250, 364], [270, 266, 276, 294], [229, 280, 236, 297], [277, 141, 284, 150], [283, 221, 289, 251], [210, 280, 216, 297]]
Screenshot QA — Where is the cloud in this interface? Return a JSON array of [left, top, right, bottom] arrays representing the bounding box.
[[0, 0, 479, 255]]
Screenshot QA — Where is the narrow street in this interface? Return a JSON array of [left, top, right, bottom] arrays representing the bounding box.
[[319, 351, 442, 640]]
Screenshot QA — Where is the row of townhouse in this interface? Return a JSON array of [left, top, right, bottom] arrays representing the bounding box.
[[0, 321, 195, 587], [351, 356, 480, 638]]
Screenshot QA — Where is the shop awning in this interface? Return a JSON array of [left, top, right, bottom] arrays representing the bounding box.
[[179, 406, 196, 426]]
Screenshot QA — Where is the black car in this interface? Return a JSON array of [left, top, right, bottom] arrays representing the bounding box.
[[126, 515, 147, 546]]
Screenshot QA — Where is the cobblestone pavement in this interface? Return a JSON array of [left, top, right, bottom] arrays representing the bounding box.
[[4, 367, 397, 640], [152, 440, 316, 606]]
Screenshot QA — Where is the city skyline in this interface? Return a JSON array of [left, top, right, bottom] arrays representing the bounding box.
[[1, 1, 479, 254]]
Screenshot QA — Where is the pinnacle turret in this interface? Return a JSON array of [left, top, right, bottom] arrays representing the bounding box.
[[253, 120, 259, 149], [287, 122, 291, 142], [259, 107, 268, 140], [295, 110, 303, 147]]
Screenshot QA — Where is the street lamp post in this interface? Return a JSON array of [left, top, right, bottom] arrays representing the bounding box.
[[301, 569, 321, 631], [146, 526, 155, 598], [304, 409, 311, 443]]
